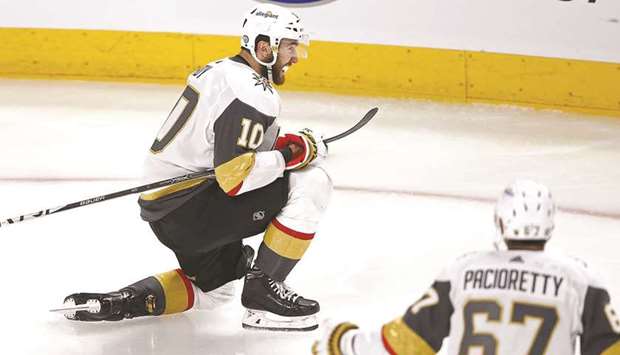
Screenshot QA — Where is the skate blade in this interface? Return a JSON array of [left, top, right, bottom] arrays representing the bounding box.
[[242, 309, 318, 332], [49, 304, 96, 313], [242, 323, 318, 332], [50, 298, 101, 319]]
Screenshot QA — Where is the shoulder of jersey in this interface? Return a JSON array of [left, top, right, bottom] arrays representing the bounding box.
[[542, 251, 588, 271], [543, 252, 605, 288], [206, 59, 280, 118], [454, 250, 488, 264], [436, 250, 488, 280]]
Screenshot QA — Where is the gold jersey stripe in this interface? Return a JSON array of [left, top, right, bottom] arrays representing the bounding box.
[[382, 317, 436, 355], [215, 152, 255, 194], [140, 176, 209, 201], [603, 340, 620, 355], [154, 269, 192, 315], [263, 222, 312, 260]]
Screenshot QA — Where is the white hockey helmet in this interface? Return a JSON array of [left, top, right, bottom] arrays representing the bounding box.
[[494, 180, 556, 242], [240, 4, 309, 67]]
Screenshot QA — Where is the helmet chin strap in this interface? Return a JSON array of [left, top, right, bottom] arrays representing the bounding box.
[[251, 47, 278, 83]]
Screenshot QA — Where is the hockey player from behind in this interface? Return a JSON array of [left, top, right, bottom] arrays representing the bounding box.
[[313, 180, 620, 354], [60, 4, 332, 331]]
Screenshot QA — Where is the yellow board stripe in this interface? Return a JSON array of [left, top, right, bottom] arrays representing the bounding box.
[[0, 28, 618, 117], [140, 176, 209, 201], [215, 152, 255, 194], [381, 317, 436, 355], [466, 52, 620, 116], [263, 222, 312, 260], [603, 340, 620, 355], [153, 269, 192, 315]]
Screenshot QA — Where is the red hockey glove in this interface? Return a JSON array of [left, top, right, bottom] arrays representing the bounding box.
[[275, 129, 324, 171]]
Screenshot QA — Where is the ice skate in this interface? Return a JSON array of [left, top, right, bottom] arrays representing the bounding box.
[[241, 266, 319, 331], [54, 289, 141, 321], [53, 279, 164, 322]]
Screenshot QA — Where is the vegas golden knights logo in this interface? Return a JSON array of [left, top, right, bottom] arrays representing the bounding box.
[[252, 73, 274, 93]]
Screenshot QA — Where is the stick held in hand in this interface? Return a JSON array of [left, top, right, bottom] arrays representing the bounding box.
[[0, 107, 379, 228]]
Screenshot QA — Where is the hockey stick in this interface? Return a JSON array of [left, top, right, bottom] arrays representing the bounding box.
[[0, 107, 378, 228], [0, 171, 215, 228], [324, 107, 378, 144]]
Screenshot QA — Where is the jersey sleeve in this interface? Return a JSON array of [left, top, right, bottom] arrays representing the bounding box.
[[580, 286, 620, 355], [213, 98, 285, 196], [380, 280, 454, 354]]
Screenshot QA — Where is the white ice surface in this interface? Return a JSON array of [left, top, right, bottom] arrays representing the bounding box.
[[0, 79, 619, 355]]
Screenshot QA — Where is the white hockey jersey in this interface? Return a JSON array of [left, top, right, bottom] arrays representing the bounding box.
[[354, 249, 620, 355], [138, 56, 287, 221]]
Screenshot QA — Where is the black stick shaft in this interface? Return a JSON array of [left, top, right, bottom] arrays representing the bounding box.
[[0, 170, 215, 228], [0, 107, 378, 228]]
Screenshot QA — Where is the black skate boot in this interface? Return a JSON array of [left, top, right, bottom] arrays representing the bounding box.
[[60, 277, 166, 322], [241, 265, 319, 331]]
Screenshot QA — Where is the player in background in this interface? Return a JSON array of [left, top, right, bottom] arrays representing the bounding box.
[[59, 4, 332, 331], [313, 180, 620, 354]]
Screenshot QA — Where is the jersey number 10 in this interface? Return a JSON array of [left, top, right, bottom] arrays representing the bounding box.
[[236, 118, 265, 150]]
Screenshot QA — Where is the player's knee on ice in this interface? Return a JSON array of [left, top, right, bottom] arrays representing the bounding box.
[[192, 281, 236, 311], [280, 166, 333, 233]]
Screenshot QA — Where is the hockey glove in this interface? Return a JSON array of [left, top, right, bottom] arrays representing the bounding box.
[[304, 128, 328, 165], [275, 129, 327, 170], [312, 321, 360, 355]]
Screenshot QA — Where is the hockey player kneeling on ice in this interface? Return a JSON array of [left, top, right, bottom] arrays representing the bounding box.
[[313, 180, 620, 354], [59, 4, 332, 332]]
